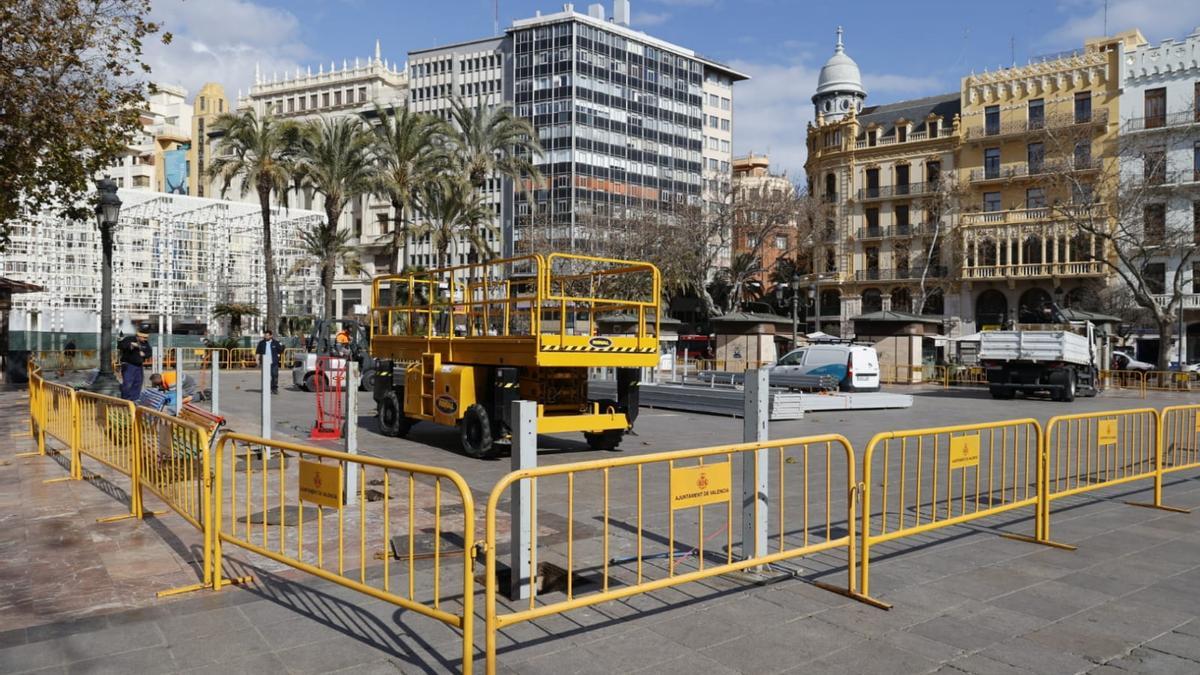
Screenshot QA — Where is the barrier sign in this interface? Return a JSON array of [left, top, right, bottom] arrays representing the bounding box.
[[299, 459, 342, 508], [1098, 419, 1118, 446], [670, 462, 731, 510], [949, 434, 980, 469]]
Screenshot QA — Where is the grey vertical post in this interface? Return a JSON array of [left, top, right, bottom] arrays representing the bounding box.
[[344, 362, 359, 506], [211, 349, 220, 416], [510, 400, 537, 600], [260, 340, 272, 457], [153, 316, 163, 374], [173, 347, 183, 415], [741, 368, 769, 565]]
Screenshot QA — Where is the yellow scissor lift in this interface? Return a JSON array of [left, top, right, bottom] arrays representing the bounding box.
[[369, 253, 661, 458]]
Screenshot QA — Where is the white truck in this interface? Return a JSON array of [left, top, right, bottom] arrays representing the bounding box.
[[979, 320, 1101, 402]]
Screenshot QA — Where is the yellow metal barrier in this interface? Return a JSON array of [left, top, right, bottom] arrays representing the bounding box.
[[483, 434, 872, 672], [1144, 370, 1196, 393], [135, 407, 218, 596], [859, 418, 1064, 599], [227, 348, 258, 369], [1042, 408, 1183, 539], [1098, 370, 1146, 396], [75, 391, 144, 521], [35, 380, 80, 481], [1161, 405, 1200, 477], [213, 433, 476, 672]]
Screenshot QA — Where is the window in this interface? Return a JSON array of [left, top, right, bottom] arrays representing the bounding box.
[[359, 87, 367, 102], [1026, 188, 1046, 209], [929, 119, 940, 138], [377, 213, 390, 235], [868, 129, 878, 147], [895, 164, 910, 193], [824, 173, 836, 200], [1194, 201, 1200, 244], [1145, 204, 1166, 245], [720, 97, 730, 111], [985, 105, 1000, 135], [1144, 147, 1166, 184], [927, 161, 941, 185], [1073, 182, 1095, 204], [287, 98, 294, 113], [334, 91, 342, 106], [865, 167, 879, 197], [1196, 82, 1200, 122], [895, 204, 910, 228], [1194, 142, 1200, 180], [1074, 92, 1092, 123], [1195, 262, 1200, 293], [897, 125, 907, 143], [747, 234, 759, 248], [1075, 141, 1092, 169], [1144, 87, 1166, 128], [984, 148, 1001, 179], [1028, 98, 1044, 130], [983, 191, 1001, 212], [1027, 142, 1044, 173], [322, 92, 330, 107], [720, 118, 730, 131], [1144, 262, 1166, 294], [865, 208, 880, 231], [775, 235, 787, 250]]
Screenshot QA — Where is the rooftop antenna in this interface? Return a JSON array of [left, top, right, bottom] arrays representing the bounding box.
[[494, 0, 499, 36], [1010, 36, 1015, 67], [1103, 0, 1108, 35]]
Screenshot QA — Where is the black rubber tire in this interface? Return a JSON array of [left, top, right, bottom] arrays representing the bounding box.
[[359, 369, 375, 392], [302, 372, 327, 393], [584, 429, 625, 451], [1062, 369, 1077, 402], [460, 404, 495, 459], [378, 390, 412, 438]]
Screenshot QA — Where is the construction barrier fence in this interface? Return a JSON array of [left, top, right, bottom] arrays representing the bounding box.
[[212, 433, 476, 671], [75, 391, 143, 520], [483, 433, 869, 671], [859, 418, 1048, 598]]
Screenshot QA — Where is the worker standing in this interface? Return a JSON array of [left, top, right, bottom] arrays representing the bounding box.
[[118, 331, 151, 401], [256, 329, 283, 395]]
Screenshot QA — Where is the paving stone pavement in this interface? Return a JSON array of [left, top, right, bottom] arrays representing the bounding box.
[[6, 376, 1200, 673]]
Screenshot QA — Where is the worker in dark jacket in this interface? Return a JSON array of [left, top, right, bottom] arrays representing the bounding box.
[[118, 331, 151, 400]]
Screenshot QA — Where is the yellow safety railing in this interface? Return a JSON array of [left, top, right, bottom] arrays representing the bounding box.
[[859, 418, 1059, 599], [35, 380, 80, 481], [135, 407, 219, 596], [1143, 370, 1197, 393], [1098, 370, 1146, 396], [213, 434, 476, 672], [75, 391, 144, 521], [879, 364, 925, 384], [1160, 405, 1200, 477], [21, 360, 46, 458], [483, 434, 871, 672]]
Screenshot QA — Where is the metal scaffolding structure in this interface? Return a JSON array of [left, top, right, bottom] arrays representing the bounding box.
[[1, 190, 324, 339]]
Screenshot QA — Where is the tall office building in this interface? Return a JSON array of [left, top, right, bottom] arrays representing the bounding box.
[[188, 82, 229, 198], [408, 1, 746, 263]]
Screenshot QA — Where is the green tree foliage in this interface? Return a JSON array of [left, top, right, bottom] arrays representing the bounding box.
[[0, 1, 170, 245]]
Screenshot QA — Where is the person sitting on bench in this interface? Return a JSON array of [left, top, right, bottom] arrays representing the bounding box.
[[149, 371, 201, 405]]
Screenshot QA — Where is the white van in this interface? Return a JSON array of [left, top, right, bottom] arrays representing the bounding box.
[[771, 344, 881, 392]]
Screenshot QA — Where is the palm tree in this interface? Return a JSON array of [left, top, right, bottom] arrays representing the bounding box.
[[413, 177, 497, 269], [292, 225, 364, 319], [207, 109, 299, 335], [294, 116, 376, 320], [714, 253, 763, 313], [448, 98, 543, 190], [368, 104, 450, 274], [211, 302, 260, 337]]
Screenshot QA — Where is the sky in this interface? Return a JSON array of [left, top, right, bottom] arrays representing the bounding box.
[[144, 0, 1200, 177]]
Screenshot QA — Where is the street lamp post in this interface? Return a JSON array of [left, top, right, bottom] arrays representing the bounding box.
[[790, 273, 800, 347], [90, 178, 122, 396]]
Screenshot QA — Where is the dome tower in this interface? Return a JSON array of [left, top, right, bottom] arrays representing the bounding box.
[[813, 27, 866, 122]]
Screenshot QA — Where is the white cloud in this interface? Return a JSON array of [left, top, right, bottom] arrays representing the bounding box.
[[728, 58, 945, 179], [632, 10, 672, 26], [143, 0, 315, 101], [1045, 0, 1200, 45]]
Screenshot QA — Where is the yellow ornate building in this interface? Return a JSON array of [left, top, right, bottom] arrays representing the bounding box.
[[188, 82, 229, 198], [805, 28, 1147, 336]]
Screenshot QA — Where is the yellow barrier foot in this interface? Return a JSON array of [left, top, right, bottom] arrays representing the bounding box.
[[95, 509, 164, 523], [1125, 501, 1191, 514], [42, 476, 73, 484], [810, 581, 893, 610], [999, 533, 1078, 551], [156, 583, 210, 598], [15, 451, 41, 458], [220, 575, 255, 590]]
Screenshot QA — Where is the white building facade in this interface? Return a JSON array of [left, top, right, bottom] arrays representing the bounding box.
[[1120, 27, 1200, 362]]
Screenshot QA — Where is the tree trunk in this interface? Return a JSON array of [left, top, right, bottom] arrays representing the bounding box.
[[324, 200, 341, 322], [390, 198, 406, 275], [257, 184, 279, 335], [1157, 315, 1173, 371]]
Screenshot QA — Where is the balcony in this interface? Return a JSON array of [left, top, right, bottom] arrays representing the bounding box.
[[856, 181, 941, 201], [1123, 108, 1200, 133], [1141, 169, 1200, 188], [1153, 294, 1200, 310], [961, 261, 1105, 280], [857, 224, 926, 239], [963, 109, 1109, 142], [854, 266, 947, 282], [853, 125, 957, 150], [961, 203, 1106, 227], [968, 157, 1100, 183]]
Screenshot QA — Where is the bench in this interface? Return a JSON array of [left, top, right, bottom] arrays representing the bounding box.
[[137, 389, 168, 411], [179, 403, 225, 441]]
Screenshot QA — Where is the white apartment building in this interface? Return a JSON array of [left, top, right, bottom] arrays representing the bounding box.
[[231, 42, 410, 319], [109, 83, 193, 194], [1, 190, 323, 348], [1120, 27, 1200, 362]]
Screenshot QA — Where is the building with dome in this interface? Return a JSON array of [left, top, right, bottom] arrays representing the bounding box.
[[805, 28, 960, 337]]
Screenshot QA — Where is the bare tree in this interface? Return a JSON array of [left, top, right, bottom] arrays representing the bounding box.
[[1037, 118, 1195, 369], [911, 174, 969, 314]]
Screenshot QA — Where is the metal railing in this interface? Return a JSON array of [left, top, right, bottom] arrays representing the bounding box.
[[968, 157, 1100, 182], [76, 391, 143, 520], [856, 181, 941, 201], [484, 434, 867, 671], [1123, 108, 1200, 132], [859, 418, 1048, 597], [214, 433, 477, 672], [854, 266, 947, 282], [961, 203, 1106, 226], [961, 261, 1105, 280], [963, 109, 1109, 141]]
